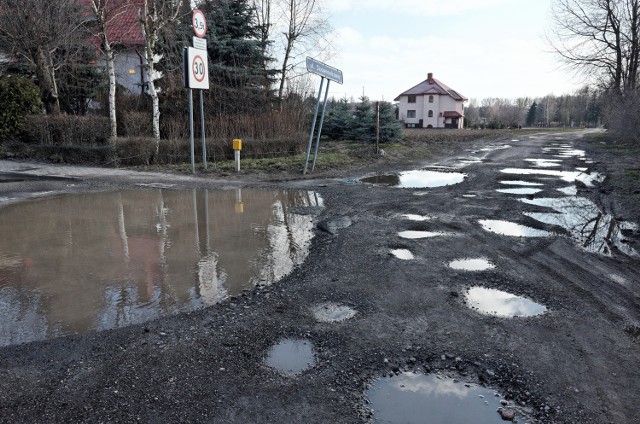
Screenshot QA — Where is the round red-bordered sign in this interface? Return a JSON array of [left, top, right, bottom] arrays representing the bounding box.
[[192, 54, 206, 82], [192, 9, 206, 38]]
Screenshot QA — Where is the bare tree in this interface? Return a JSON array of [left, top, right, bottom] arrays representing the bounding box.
[[275, 0, 330, 108], [0, 0, 86, 114], [138, 0, 184, 144], [549, 0, 640, 93], [87, 0, 134, 138]]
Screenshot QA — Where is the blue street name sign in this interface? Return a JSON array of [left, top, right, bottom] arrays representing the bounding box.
[[306, 57, 343, 84]]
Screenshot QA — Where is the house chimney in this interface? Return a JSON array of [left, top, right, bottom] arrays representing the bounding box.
[[427, 72, 433, 81]]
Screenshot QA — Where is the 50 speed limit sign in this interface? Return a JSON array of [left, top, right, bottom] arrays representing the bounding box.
[[184, 47, 209, 89]]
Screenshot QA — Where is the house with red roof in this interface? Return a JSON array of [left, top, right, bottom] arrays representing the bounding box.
[[395, 73, 467, 129], [81, 0, 148, 94]]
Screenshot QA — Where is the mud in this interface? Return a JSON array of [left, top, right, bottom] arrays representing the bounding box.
[[0, 129, 639, 423]]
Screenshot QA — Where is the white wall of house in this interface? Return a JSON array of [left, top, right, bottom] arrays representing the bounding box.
[[114, 50, 147, 94], [398, 94, 464, 128]]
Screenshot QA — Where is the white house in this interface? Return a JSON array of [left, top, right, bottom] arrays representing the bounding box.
[[395, 73, 467, 129]]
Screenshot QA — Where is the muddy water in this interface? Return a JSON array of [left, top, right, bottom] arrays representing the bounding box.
[[0, 188, 322, 346], [366, 372, 508, 423], [361, 170, 466, 188], [479, 220, 551, 237], [265, 338, 316, 375]]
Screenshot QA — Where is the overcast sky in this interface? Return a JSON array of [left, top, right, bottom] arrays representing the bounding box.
[[321, 0, 582, 103]]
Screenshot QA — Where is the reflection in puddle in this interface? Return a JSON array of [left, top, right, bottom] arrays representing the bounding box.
[[499, 180, 544, 186], [496, 187, 542, 195], [479, 220, 551, 237], [366, 373, 508, 424], [401, 214, 431, 222], [520, 197, 638, 256], [265, 338, 316, 376], [449, 258, 495, 271], [500, 168, 604, 187], [524, 158, 562, 167], [391, 249, 414, 260], [465, 287, 547, 317], [0, 189, 322, 346], [362, 170, 466, 188], [311, 302, 357, 323], [398, 231, 450, 239], [557, 186, 578, 195]]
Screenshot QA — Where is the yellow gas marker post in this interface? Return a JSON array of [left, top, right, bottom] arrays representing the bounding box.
[[233, 139, 242, 172]]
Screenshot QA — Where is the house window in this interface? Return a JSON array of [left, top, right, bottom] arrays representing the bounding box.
[[428, 95, 434, 103], [408, 95, 416, 103], [428, 110, 433, 118], [407, 110, 416, 118]]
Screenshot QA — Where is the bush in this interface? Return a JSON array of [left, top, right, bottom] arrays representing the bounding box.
[[604, 91, 640, 143], [21, 115, 111, 146], [0, 76, 42, 141]]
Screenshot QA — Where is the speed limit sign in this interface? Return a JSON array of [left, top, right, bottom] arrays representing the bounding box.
[[184, 47, 209, 89], [192, 9, 206, 38]]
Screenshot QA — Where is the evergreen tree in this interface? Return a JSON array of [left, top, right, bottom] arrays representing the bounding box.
[[349, 96, 375, 142], [377, 101, 402, 143], [526, 101, 538, 126], [323, 98, 353, 140], [201, 0, 278, 115]]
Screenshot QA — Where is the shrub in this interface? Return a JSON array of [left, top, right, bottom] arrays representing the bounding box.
[[0, 76, 42, 141], [21, 115, 110, 146]]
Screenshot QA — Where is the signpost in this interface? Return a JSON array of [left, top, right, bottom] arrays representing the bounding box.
[[303, 57, 343, 174], [184, 10, 209, 174]]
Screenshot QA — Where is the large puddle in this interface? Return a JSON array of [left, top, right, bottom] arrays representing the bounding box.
[[366, 372, 512, 423], [361, 170, 466, 188], [0, 188, 322, 346], [479, 219, 551, 237], [465, 287, 547, 317], [520, 196, 638, 256]]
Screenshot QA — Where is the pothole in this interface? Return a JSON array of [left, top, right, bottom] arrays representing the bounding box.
[[479, 220, 551, 237], [500, 168, 604, 187], [362, 170, 467, 188], [400, 214, 431, 222], [391, 249, 414, 260], [310, 302, 357, 323], [365, 372, 517, 423], [499, 180, 544, 187], [464, 287, 547, 317], [557, 186, 577, 195], [265, 338, 316, 376], [0, 188, 322, 347], [448, 258, 495, 271], [520, 197, 638, 256], [524, 158, 562, 167], [496, 188, 542, 195], [398, 231, 450, 239]]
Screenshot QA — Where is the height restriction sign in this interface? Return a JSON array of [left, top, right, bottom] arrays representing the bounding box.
[[184, 47, 209, 90]]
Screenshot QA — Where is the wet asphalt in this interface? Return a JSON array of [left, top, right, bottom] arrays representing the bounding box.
[[1, 130, 639, 423]]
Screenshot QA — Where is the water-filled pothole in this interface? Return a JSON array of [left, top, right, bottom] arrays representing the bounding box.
[[479, 220, 551, 237], [391, 249, 414, 260], [520, 197, 638, 256], [449, 258, 495, 271], [465, 287, 547, 317], [265, 338, 316, 376], [524, 158, 562, 167], [398, 231, 450, 239], [366, 372, 513, 424], [362, 170, 466, 188], [496, 187, 542, 195], [500, 168, 604, 187], [0, 188, 322, 346], [499, 180, 544, 186], [400, 214, 431, 221], [311, 302, 357, 323]]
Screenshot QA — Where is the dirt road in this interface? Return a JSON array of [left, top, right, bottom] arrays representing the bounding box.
[[0, 130, 639, 423]]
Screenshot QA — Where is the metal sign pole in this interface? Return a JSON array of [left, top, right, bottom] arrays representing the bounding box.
[[311, 80, 331, 173], [303, 77, 325, 175], [199, 90, 207, 170], [189, 88, 195, 174]]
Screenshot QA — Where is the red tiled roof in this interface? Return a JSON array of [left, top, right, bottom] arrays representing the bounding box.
[[443, 111, 463, 118], [79, 0, 145, 47], [395, 75, 467, 102]]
